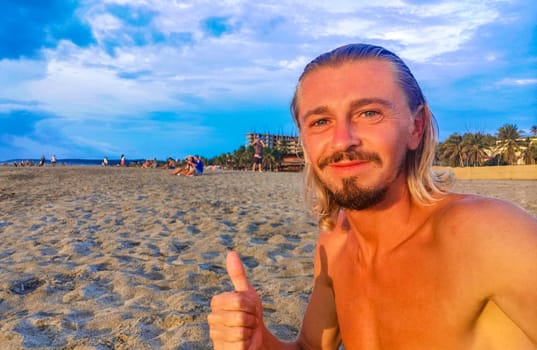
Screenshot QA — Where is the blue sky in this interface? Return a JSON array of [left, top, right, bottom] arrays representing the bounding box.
[[1, 0, 536, 161]]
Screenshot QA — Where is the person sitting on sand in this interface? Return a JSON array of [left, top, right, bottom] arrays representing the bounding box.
[[185, 155, 204, 176], [208, 43, 537, 349], [170, 156, 193, 176], [160, 157, 176, 170]]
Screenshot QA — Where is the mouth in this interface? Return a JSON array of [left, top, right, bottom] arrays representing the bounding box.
[[318, 151, 381, 171], [327, 160, 372, 173]]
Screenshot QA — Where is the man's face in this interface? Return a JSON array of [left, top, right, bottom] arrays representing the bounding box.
[[296, 60, 423, 210]]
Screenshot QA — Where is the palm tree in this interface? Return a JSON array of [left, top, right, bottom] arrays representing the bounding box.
[[439, 133, 465, 167], [496, 124, 521, 165], [462, 132, 489, 167], [229, 146, 250, 170], [519, 138, 537, 165], [211, 154, 230, 168], [262, 148, 278, 171]]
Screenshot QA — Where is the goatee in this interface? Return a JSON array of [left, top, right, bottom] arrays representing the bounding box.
[[329, 176, 388, 211], [317, 150, 387, 210]]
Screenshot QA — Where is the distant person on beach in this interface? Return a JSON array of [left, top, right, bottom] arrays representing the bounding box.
[[120, 154, 125, 167], [187, 155, 204, 176], [102, 157, 109, 167], [39, 155, 45, 167], [161, 157, 176, 170], [170, 155, 203, 176], [170, 156, 193, 176], [50, 155, 56, 167], [251, 138, 265, 172], [208, 43, 537, 349]]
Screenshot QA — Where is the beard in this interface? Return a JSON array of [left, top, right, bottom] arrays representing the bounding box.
[[316, 150, 401, 211], [328, 176, 388, 210]]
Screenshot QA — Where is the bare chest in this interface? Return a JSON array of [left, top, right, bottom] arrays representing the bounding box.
[[330, 249, 479, 349]]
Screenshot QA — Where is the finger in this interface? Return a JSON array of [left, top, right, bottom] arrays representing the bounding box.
[[208, 309, 257, 328], [226, 251, 252, 292], [209, 325, 255, 342], [209, 329, 253, 350], [210, 292, 257, 313]]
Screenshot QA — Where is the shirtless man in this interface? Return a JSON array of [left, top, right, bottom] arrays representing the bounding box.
[[208, 43, 537, 349], [251, 138, 265, 172]]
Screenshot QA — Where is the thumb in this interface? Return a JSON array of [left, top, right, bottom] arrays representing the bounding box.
[[226, 251, 252, 292]]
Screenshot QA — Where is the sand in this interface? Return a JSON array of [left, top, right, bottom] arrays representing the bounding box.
[[0, 166, 535, 349]]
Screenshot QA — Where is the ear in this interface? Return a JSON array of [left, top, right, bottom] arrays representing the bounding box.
[[408, 105, 427, 151]]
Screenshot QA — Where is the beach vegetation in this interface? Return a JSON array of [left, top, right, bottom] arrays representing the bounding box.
[[496, 123, 522, 165], [208, 125, 536, 171], [436, 124, 536, 167], [437, 133, 465, 167], [207, 144, 303, 171]]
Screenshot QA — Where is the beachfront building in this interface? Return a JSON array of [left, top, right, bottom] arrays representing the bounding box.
[[245, 132, 303, 155], [245, 132, 304, 171]]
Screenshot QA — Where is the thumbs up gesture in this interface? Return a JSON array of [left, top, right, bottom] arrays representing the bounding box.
[[208, 251, 265, 349]]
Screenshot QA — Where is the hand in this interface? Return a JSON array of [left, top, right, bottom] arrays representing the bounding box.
[[208, 251, 264, 349]]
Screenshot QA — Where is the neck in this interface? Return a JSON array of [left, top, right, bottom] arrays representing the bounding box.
[[342, 176, 425, 263]]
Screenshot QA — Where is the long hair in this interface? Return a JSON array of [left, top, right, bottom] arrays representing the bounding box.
[[290, 43, 453, 231]]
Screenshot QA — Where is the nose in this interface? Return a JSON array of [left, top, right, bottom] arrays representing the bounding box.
[[331, 119, 359, 151]]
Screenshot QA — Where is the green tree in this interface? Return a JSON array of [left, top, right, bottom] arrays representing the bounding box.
[[240, 146, 254, 170], [226, 146, 250, 170], [496, 124, 521, 165], [520, 138, 537, 165], [439, 133, 465, 167], [262, 147, 278, 171], [462, 132, 489, 167]]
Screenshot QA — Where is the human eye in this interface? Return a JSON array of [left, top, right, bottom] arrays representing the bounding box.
[[311, 118, 329, 127], [359, 110, 383, 123]]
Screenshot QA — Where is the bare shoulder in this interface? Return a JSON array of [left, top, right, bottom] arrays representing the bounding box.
[[434, 193, 537, 236], [432, 192, 537, 265], [434, 195, 537, 344]]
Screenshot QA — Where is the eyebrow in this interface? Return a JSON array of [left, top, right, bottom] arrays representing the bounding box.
[[349, 98, 395, 110], [300, 106, 331, 122], [300, 98, 395, 122]]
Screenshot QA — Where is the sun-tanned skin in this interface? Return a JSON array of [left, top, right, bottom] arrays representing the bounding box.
[[208, 58, 537, 349]]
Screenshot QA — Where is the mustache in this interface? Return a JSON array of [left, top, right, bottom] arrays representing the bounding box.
[[318, 150, 382, 169]]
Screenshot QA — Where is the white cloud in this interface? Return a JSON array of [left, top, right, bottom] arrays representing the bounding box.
[[2, 0, 534, 159], [3, 1, 518, 118], [275, 56, 309, 70], [23, 49, 182, 119], [496, 78, 537, 86], [90, 13, 122, 33], [1, 135, 67, 159], [296, 1, 502, 62]]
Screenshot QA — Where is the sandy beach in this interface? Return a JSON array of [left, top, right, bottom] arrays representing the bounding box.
[[0, 167, 535, 349]]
